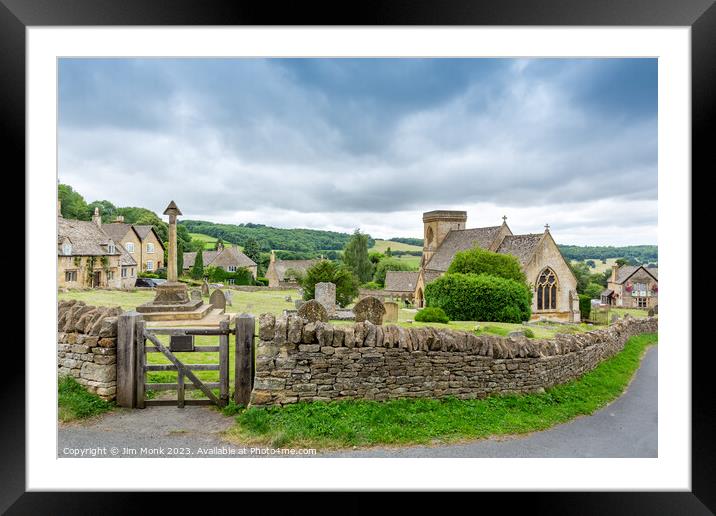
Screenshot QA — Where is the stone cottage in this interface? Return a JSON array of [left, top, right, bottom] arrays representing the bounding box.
[[601, 264, 658, 309], [57, 207, 136, 289], [102, 215, 165, 274], [384, 271, 420, 304], [183, 242, 258, 281], [265, 251, 318, 288], [414, 210, 581, 322]]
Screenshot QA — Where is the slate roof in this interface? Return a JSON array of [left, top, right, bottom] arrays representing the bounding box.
[[133, 225, 157, 241], [57, 217, 120, 257], [424, 226, 503, 272], [422, 270, 443, 286], [183, 247, 257, 269], [384, 271, 419, 292], [614, 265, 658, 284], [272, 259, 319, 281], [117, 244, 137, 267], [101, 222, 134, 243], [495, 234, 544, 266], [601, 289, 614, 297]]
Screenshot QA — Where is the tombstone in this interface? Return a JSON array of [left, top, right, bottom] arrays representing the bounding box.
[[648, 308, 655, 317], [353, 296, 386, 325], [383, 301, 399, 323], [201, 280, 210, 297], [190, 289, 202, 301], [209, 289, 226, 310], [610, 314, 619, 324], [653, 304, 658, 315], [297, 299, 328, 322], [285, 295, 293, 302], [295, 299, 305, 310], [315, 282, 336, 315], [224, 289, 233, 306]]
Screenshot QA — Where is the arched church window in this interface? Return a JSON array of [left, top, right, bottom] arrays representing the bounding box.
[[536, 268, 558, 310]]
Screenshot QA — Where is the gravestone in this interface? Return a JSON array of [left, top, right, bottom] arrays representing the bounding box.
[[315, 282, 336, 315], [201, 280, 210, 297], [209, 289, 226, 310], [295, 299, 305, 310], [610, 314, 619, 324], [383, 301, 399, 323], [224, 289, 233, 306], [353, 296, 386, 325], [190, 289, 202, 301], [285, 295, 293, 302], [297, 299, 328, 322], [647, 308, 655, 317]]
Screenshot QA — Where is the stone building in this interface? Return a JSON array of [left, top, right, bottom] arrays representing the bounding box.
[[57, 208, 136, 289], [384, 271, 420, 304], [102, 215, 165, 274], [265, 251, 318, 288], [183, 242, 258, 281], [601, 264, 658, 309], [414, 210, 581, 322]]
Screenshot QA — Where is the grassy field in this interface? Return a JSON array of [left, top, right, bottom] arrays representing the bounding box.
[[58, 376, 114, 422], [189, 233, 243, 251], [224, 333, 658, 449], [370, 239, 423, 253]]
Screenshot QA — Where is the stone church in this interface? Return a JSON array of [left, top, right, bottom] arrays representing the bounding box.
[[409, 210, 581, 322]]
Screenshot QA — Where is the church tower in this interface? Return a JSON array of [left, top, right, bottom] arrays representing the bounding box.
[[421, 210, 467, 266]]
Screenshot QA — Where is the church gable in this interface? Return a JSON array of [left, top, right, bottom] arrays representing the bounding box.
[[424, 225, 505, 272], [522, 231, 577, 288]]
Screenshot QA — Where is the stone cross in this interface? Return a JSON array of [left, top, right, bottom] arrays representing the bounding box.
[[163, 201, 182, 283]]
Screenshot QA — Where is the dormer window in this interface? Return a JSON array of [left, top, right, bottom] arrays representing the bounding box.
[[62, 242, 72, 255], [108, 241, 116, 254]]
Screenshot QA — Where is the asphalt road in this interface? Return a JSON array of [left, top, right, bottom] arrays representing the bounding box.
[[58, 347, 657, 458]]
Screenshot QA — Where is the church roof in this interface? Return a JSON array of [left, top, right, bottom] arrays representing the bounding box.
[[495, 234, 544, 266], [384, 271, 419, 292], [423, 226, 503, 272]]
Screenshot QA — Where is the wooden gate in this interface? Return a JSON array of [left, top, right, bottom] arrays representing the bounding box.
[[117, 313, 256, 409]]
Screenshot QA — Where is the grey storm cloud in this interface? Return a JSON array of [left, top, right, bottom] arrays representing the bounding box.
[[58, 58, 657, 244]]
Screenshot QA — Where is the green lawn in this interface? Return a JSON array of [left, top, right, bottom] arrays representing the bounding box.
[[189, 232, 243, 251], [224, 333, 658, 449], [58, 376, 115, 422]]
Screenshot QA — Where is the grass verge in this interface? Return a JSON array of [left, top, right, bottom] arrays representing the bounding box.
[[58, 376, 114, 423], [225, 332, 657, 449]]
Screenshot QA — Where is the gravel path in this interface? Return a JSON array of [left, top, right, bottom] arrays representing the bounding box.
[[58, 347, 657, 458]]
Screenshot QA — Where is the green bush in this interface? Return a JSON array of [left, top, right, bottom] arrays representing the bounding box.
[[583, 282, 604, 299], [138, 272, 159, 279], [414, 307, 450, 324], [373, 258, 416, 286], [362, 281, 383, 290], [255, 277, 269, 286], [205, 266, 254, 285], [425, 273, 532, 323], [523, 328, 535, 338], [579, 294, 592, 320], [301, 259, 360, 307], [447, 247, 526, 284]]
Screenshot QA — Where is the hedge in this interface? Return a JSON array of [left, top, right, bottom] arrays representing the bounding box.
[[579, 294, 592, 320], [425, 272, 532, 323], [447, 247, 526, 283]]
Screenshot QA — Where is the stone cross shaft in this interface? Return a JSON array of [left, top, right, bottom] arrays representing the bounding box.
[[163, 201, 183, 282]]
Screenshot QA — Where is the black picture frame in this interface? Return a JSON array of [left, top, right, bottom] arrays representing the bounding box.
[[4, 0, 708, 512]]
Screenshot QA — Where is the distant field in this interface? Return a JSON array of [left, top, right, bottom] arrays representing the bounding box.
[[370, 239, 423, 253], [572, 257, 619, 274], [189, 233, 243, 251]]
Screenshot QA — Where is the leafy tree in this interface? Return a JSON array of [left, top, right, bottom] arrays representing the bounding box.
[[191, 250, 204, 280], [58, 184, 91, 220], [186, 238, 206, 252], [584, 283, 604, 299], [425, 273, 532, 323], [301, 260, 359, 307], [87, 200, 117, 222], [569, 261, 593, 294], [368, 252, 385, 264], [579, 294, 592, 320], [243, 237, 261, 265], [176, 224, 193, 249], [385, 247, 392, 257], [447, 247, 526, 284], [342, 229, 373, 283], [284, 268, 306, 285], [615, 258, 630, 267], [585, 260, 596, 269], [132, 211, 168, 242], [373, 258, 416, 287]]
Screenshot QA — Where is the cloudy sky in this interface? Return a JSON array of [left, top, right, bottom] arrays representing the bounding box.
[[58, 58, 657, 246]]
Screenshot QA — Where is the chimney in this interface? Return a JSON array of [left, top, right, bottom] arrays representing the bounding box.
[[611, 264, 618, 283], [92, 207, 102, 226], [114, 215, 124, 223], [270, 250, 276, 264]]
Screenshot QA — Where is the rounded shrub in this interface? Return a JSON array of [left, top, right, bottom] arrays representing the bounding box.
[[414, 306, 450, 324], [424, 273, 532, 323], [447, 247, 526, 283]]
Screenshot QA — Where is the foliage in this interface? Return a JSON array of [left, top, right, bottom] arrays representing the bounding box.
[[154, 267, 167, 279], [570, 261, 608, 293], [523, 328, 535, 338], [368, 252, 385, 264], [138, 272, 159, 278], [243, 237, 261, 266], [373, 258, 417, 286], [190, 250, 204, 279], [301, 260, 360, 307], [447, 247, 526, 284], [584, 283, 604, 299], [361, 281, 383, 290], [180, 219, 374, 253], [558, 245, 657, 264], [214, 237, 225, 250], [388, 237, 424, 247], [177, 240, 184, 273], [342, 230, 374, 283], [578, 294, 592, 320], [58, 376, 114, 422], [255, 277, 269, 286], [87, 200, 117, 222], [585, 260, 596, 268], [385, 247, 392, 257], [58, 184, 91, 220], [425, 273, 532, 323], [414, 306, 450, 324], [227, 334, 657, 448], [283, 268, 306, 285], [206, 266, 254, 285]]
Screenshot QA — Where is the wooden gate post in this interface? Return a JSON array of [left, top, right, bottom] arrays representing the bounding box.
[[219, 318, 230, 407], [117, 311, 143, 408], [234, 314, 255, 406]]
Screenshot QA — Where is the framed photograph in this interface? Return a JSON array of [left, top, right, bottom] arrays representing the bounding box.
[[6, 0, 710, 511]]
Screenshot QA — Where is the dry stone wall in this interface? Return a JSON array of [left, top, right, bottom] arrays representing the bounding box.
[[250, 314, 657, 406], [57, 300, 121, 401]]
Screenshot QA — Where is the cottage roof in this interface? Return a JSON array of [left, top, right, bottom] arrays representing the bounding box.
[[101, 222, 134, 242], [384, 271, 419, 292], [615, 265, 658, 284], [117, 243, 137, 266], [495, 233, 544, 266], [57, 217, 120, 257], [422, 270, 443, 285], [132, 224, 162, 244], [183, 246, 256, 269], [272, 259, 319, 281], [424, 226, 503, 272]]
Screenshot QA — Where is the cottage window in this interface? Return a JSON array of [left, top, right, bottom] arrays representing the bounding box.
[[637, 297, 647, 308], [228, 278, 235, 285], [147, 243, 155, 253], [107, 271, 114, 280], [108, 243, 116, 254], [131, 268, 135, 277], [121, 268, 127, 278], [65, 270, 77, 282], [228, 266, 237, 272], [62, 243, 72, 255], [146, 260, 154, 271], [536, 268, 558, 310], [126, 242, 135, 253]]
